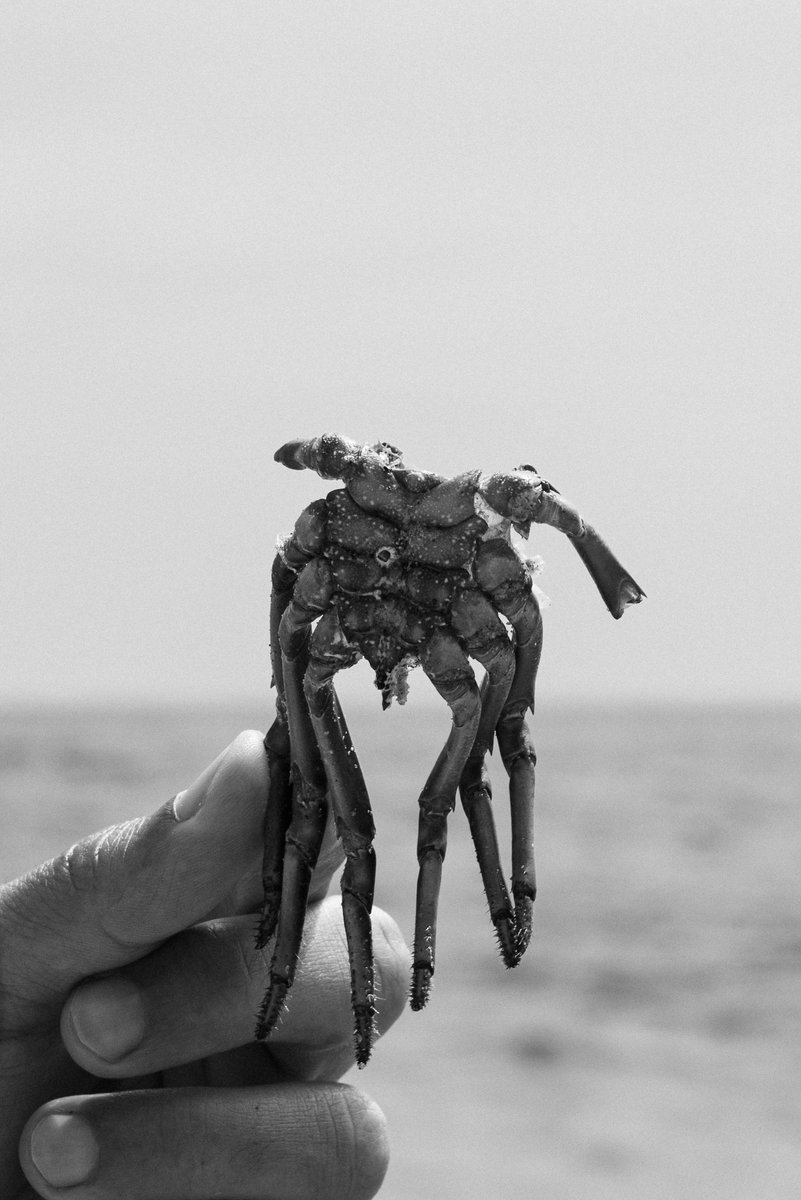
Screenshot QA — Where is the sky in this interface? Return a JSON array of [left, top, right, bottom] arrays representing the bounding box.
[[2, 2, 799, 706]]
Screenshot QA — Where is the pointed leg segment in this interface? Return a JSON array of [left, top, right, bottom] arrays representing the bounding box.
[[256, 720, 328, 1037], [451, 587, 519, 965], [412, 630, 482, 1010], [255, 560, 333, 1041], [475, 540, 544, 959], [495, 590, 543, 957], [258, 553, 298, 949], [458, 736, 518, 966], [259, 504, 329, 946], [305, 609, 378, 1066], [258, 715, 294, 949]]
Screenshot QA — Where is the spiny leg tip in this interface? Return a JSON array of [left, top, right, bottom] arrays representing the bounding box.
[[512, 889, 535, 959], [514, 922, 532, 960], [353, 1004, 377, 1068], [355, 1042, 372, 1069], [254, 980, 289, 1042], [254, 1008, 273, 1041], [493, 912, 520, 969], [498, 934, 523, 970], [410, 965, 433, 1011], [355, 1033, 373, 1070]]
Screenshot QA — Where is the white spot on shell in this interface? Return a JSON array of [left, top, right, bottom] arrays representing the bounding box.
[[473, 490, 512, 541], [514, 544, 550, 606], [275, 532, 296, 570]]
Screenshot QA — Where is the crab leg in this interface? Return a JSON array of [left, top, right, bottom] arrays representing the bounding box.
[[412, 629, 481, 1010], [259, 711, 293, 946], [255, 559, 333, 1041], [475, 540, 544, 956], [529, 485, 645, 618], [259, 501, 330, 946], [450, 588, 519, 965], [257, 554, 298, 949], [305, 610, 378, 1065], [494, 589, 543, 957], [567, 521, 645, 619]]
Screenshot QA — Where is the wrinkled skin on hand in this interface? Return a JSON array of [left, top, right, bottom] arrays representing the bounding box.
[[1, 732, 408, 1200]]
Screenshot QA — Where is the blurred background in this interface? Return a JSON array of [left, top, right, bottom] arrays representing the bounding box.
[[2, 3, 799, 1196]]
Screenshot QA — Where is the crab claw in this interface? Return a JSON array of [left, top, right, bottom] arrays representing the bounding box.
[[275, 434, 364, 480], [569, 523, 646, 618], [274, 438, 311, 470]]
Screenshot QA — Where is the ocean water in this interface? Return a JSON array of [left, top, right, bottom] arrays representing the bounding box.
[[1, 699, 799, 1199]]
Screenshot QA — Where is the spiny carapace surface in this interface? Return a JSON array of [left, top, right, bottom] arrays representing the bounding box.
[[255, 434, 645, 1065]]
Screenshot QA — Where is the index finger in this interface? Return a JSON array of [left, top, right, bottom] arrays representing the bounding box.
[[0, 732, 342, 1018]]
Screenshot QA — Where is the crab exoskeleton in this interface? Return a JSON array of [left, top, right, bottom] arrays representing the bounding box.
[[255, 433, 644, 1064]]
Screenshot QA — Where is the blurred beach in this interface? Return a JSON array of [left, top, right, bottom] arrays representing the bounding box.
[[1, 697, 799, 1198]]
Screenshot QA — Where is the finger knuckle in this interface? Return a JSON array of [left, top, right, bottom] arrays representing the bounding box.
[[55, 818, 161, 949], [60, 821, 138, 900]]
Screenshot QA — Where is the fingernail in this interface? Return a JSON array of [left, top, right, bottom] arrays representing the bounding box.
[[173, 780, 206, 821], [30, 1114, 100, 1187], [68, 976, 146, 1062], [172, 747, 229, 821]]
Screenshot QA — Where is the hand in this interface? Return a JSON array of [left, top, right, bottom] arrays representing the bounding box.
[[0, 731, 409, 1199]]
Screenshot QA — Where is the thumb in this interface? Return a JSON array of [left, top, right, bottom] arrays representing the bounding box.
[[0, 731, 271, 1018]]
